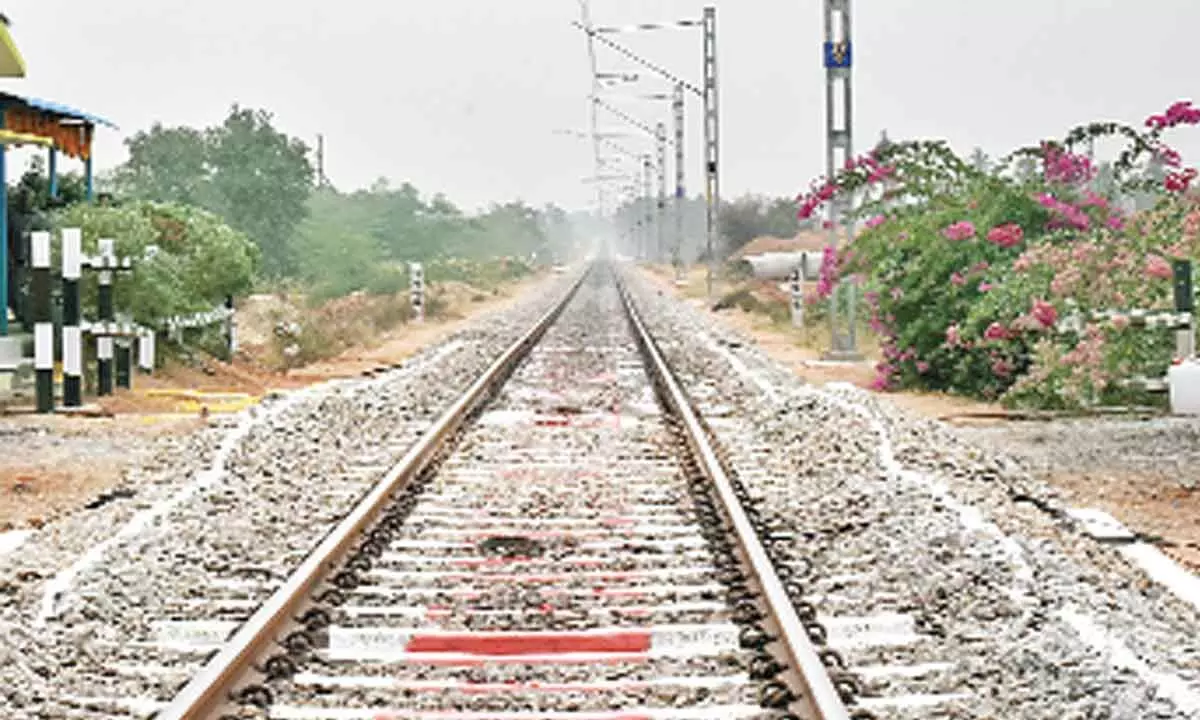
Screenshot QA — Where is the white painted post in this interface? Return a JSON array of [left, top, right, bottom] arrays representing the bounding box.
[[138, 331, 155, 374]]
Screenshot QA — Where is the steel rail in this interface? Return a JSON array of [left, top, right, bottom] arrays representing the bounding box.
[[613, 265, 853, 720], [155, 266, 593, 720]]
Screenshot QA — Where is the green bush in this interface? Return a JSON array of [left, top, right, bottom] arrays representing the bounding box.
[[52, 201, 258, 329], [803, 102, 1200, 408]]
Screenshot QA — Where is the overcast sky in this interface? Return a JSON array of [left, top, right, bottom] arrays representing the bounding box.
[[5, 1, 1199, 213]]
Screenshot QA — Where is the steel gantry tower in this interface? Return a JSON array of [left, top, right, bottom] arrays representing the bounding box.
[[573, 7, 720, 296]]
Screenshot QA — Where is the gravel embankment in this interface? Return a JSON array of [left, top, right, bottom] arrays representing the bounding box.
[[0, 272, 578, 718], [624, 269, 1200, 720]]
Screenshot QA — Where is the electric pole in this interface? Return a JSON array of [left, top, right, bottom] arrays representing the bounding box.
[[823, 0, 861, 360], [316, 134, 327, 188], [572, 9, 716, 279], [702, 6, 721, 300], [656, 122, 667, 263], [673, 82, 686, 281]]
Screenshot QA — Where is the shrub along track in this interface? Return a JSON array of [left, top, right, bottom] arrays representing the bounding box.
[[128, 264, 862, 720]]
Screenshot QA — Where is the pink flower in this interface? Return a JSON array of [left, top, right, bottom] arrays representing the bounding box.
[[865, 214, 887, 229], [1036, 193, 1090, 231], [1111, 314, 1130, 330], [1165, 168, 1198, 193], [991, 359, 1014, 378], [978, 281, 994, 293], [1145, 254, 1173, 280], [942, 221, 977, 241], [814, 245, 840, 299], [890, 286, 904, 300], [951, 272, 966, 286], [916, 361, 930, 374], [1013, 253, 1034, 273], [945, 324, 961, 347], [1081, 191, 1109, 209], [1146, 100, 1200, 130], [1157, 146, 1183, 167], [1042, 143, 1096, 185], [986, 223, 1024, 249], [984, 322, 1010, 341], [1031, 299, 1058, 328]]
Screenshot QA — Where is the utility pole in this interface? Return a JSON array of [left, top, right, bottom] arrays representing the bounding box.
[[572, 11, 711, 274], [656, 122, 667, 264], [642, 156, 653, 261], [823, 0, 861, 360], [702, 6, 720, 300], [316, 134, 327, 188], [673, 83, 686, 281]]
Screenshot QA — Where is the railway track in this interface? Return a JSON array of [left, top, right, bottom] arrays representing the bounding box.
[[119, 264, 863, 720]]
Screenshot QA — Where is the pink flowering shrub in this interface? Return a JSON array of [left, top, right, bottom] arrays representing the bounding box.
[[804, 99, 1200, 409]]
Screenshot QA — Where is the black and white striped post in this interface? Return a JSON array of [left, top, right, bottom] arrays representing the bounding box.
[[61, 228, 83, 408], [1174, 259, 1195, 359], [115, 313, 132, 390], [224, 295, 237, 359], [31, 231, 54, 413], [96, 238, 115, 395], [410, 262, 425, 323], [789, 268, 804, 329]]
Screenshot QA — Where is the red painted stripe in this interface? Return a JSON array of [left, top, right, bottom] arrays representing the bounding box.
[[395, 651, 651, 666], [405, 630, 652, 655], [412, 571, 672, 583], [450, 557, 609, 568], [375, 713, 652, 720]]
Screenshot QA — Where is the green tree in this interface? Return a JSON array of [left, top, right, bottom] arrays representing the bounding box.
[[114, 124, 211, 206], [206, 106, 313, 277], [112, 106, 313, 278], [718, 195, 801, 253]]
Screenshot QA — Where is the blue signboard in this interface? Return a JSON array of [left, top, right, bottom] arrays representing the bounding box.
[[824, 41, 852, 69]]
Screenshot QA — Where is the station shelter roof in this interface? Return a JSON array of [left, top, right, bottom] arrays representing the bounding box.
[[0, 92, 117, 160]]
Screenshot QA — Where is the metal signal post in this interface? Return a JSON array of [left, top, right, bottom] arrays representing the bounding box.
[[702, 6, 720, 300], [823, 0, 861, 359], [642, 156, 654, 260], [673, 83, 686, 280], [656, 122, 667, 263]]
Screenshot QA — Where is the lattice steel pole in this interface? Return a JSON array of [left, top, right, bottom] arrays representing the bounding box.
[[823, 0, 861, 360], [656, 122, 667, 264], [673, 83, 686, 280], [642, 156, 653, 261], [702, 6, 720, 300]]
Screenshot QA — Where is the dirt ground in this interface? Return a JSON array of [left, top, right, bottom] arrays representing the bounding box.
[[640, 264, 1200, 568], [0, 271, 558, 533]]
